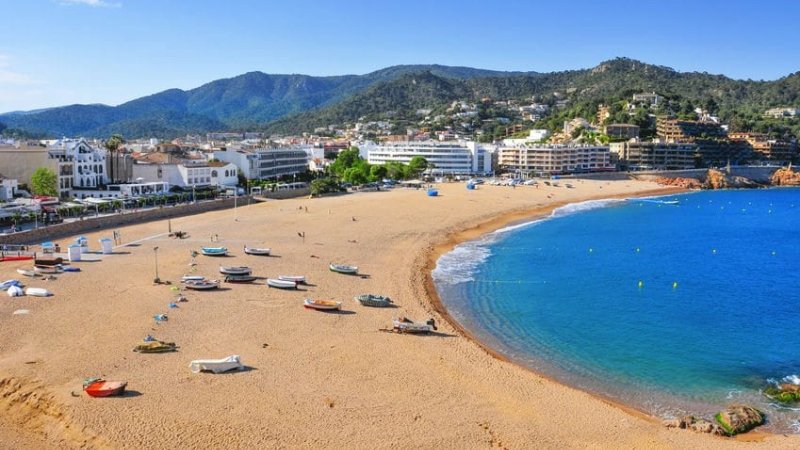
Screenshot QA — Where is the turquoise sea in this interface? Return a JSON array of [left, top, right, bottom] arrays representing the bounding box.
[[433, 188, 800, 432]]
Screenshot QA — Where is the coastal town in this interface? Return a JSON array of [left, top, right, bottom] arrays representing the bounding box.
[[2, 91, 798, 234]]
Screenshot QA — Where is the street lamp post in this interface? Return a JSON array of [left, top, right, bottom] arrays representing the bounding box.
[[153, 246, 160, 284]]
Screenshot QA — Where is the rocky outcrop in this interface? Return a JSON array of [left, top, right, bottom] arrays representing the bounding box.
[[715, 405, 764, 435], [763, 383, 800, 403], [662, 415, 725, 436], [655, 177, 702, 189], [704, 169, 729, 189], [770, 167, 800, 186]]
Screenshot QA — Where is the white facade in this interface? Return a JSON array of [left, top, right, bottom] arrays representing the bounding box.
[[47, 139, 108, 197], [253, 147, 310, 180], [365, 141, 493, 175], [71, 182, 170, 199], [213, 149, 258, 179], [498, 144, 614, 176], [209, 163, 239, 187], [131, 161, 238, 189], [0, 176, 18, 201]]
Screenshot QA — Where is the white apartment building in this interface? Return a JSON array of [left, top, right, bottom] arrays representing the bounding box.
[[132, 161, 238, 189], [47, 139, 108, 197], [0, 175, 18, 201], [213, 147, 310, 180], [498, 144, 614, 176], [365, 141, 493, 175]]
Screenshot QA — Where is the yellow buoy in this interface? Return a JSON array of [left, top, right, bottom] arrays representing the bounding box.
[[672, 281, 678, 289]]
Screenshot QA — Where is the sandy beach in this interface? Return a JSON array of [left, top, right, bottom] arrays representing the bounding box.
[[1, 179, 798, 449]]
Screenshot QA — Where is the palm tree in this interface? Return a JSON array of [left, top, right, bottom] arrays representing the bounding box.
[[104, 134, 125, 183]]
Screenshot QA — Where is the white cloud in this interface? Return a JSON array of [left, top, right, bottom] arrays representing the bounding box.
[[59, 0, 122, 7]]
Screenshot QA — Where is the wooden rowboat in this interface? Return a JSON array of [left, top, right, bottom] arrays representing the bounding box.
[[355, 294, 393, 307], [224, 274, 257, 283], [200, 247, 228, 257], [392, 317, 437, 334], [329, 263, 358, 275], [25, 287, 52, 297], [278, 275, 305, 284], [219, 265, 251, 275], [181, 275, 206, 282], [83, 379, 127, 397], [189, 355, 244, 374], [184, 280, 220, 290], [34, 265, 62, 274], [266, 278, 297, 289], [16, 268, 37, 277], [304, 298, 342, 311], [244, 246, 271, 256]]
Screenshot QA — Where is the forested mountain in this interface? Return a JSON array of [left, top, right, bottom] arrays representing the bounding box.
[[0, 65, 535, 138], [2, 58, 799, 139]]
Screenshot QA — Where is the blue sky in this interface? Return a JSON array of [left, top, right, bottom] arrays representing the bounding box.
[[1, 0, 799, 112]]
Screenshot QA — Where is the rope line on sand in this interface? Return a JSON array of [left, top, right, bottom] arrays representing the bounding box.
[[113, 232, 170, 250]]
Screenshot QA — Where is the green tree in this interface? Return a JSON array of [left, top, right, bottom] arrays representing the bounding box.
[[369, 164, 388, 182], [343, 167, 369, 185], [408, 156, 428, 178], [30, 167, 58, 197], [329, 147, 361, 176]]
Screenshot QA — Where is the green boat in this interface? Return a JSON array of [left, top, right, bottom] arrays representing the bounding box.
[[355, 294, 393, 307]]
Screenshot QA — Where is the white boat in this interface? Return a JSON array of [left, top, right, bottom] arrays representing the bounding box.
[[278, 275, 306, 284], [219, 265, 251, 275], [181, 275, 206, 282], [266, 278, 297, 289], [200, 247, 228, 257], [244, 246, 271, 256], [304, 298, 342, 311], [34, 266, 62, 274], [16, 268, 37, 277], [25, 287, 52, 297], [392, 317, 437, 334], [188, 355, 244, 374], [184, 280, 220, 290], [329, 263, 358, 274]]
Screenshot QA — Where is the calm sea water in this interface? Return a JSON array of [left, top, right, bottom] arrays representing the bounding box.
[[433, 188, 800, 432]]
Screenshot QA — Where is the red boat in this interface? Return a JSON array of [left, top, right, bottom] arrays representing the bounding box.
[[83, 379, 127, 397], [0, 255, 34, 262]]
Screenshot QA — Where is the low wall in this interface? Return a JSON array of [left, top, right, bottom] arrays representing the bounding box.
[[0, 196, 253, 245], [631, 166, 780, 183], [259, 187, 311, 200]]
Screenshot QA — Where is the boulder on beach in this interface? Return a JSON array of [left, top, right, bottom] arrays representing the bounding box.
[[715, 405, 764, 435], [662, 415, 725, 436], [770, 167, 800, 186], [655, 177, 702, 189], [763, 383, 800, 403]]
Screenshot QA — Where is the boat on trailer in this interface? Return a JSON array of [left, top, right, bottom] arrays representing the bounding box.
[[266, 278, 297, 289], [304, 298, 342, 311], [244, 246, 271, 256], [329, 263, 358, 275]]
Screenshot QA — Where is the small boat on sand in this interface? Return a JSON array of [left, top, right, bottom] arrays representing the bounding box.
[[244, 246, 271, 256], [278, 275, 306, 284], [34, 265, 62, 274], [266, 278, 297, 289], [189, 355, 244, 374], [184, 280, 220, 290], [329, 263, 358, 275], [224, 274, 257, 283], [181, 275, 206, 282], [200, 247, 228, 257], [219, 265, 251, 275], [304, 298, 342, 311], [16, 268, 36, 277], [25, 287, 52, 297], [392, 317, 437, 334], [355, 294, 393, 307], [83, 378, 127, 397], [34, 257, 63, 266]]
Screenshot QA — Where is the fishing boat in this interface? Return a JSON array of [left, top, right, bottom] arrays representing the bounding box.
[[355, 294, 393, 307], [181, 275, 206, 282], [219, 265, 251, 275], [266, 278, 297, 289], [244, 246, 271, 256], [0, 255, 34, 262], [278, 275, 306, 284], [34, 257, 63, 266], [392, 317, 437, 334], [34, 265, 62, 274], [304, 298, 342, 311], [61, 267, 81, 272], [427, 188, 439, 197], [200, 247, 228, 257], [189, 355, 244, 374], [329, 263, 358, 275], [83, 378, 127, 397], [25, 287, 52, 297], [0, 279, 23, 290], [184, 280, 220, 290], [16, 268, 36, 277], [224, 274, 257, 283]]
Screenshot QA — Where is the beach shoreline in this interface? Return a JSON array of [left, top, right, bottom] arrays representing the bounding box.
[[1, 180, 796, 448]]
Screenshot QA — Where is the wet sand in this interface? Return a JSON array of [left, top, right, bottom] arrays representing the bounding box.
[[1, 179, 797, 449]]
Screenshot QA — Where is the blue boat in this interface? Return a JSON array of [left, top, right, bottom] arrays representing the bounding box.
[[200, 247, 228, 257], [427, 188, 438, 197]]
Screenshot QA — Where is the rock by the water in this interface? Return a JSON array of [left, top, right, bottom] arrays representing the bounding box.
[[662, 415, 725, 436], [715, 405, 764, 435], [771, 167, 800, 186], [655, 177, 702, 189], [763, 383, 800, 403]]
